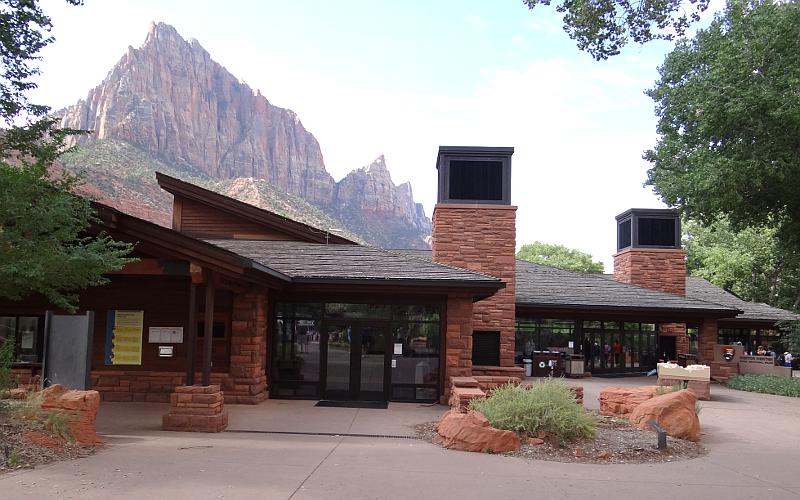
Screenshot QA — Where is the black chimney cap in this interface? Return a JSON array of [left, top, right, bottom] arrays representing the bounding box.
[[616, 208, 681, 251], [436, 146, 513, 205]]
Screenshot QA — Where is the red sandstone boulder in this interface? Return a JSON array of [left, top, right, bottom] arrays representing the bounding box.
[[40, 384, 68, 400], [629, 389, 700, 442], [41, 389, 102, 445], [599, 386, 662, 417], [435, 410, 520, 453]]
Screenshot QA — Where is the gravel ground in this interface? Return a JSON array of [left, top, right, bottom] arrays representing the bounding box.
[[416, 413, 707, 464], [0, 400, 96, 473]]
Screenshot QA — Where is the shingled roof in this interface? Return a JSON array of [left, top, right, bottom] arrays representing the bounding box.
[[514, 260, 738, 315], [686, 277, 800, 323], [205, 240, 503, 288], [390, 250, 739, 316]]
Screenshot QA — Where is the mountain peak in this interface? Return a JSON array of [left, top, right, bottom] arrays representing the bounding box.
[[366, 154, 387, 173], [145, 22, 182, 43], [58, 23, 431, 249]]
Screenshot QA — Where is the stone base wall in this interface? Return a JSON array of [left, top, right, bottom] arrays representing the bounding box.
[[162, 385, 228, 433], [10, 367, 40, 388], [613, 248, 687, 296], [709, 362, 739, 381], [472, 366, 525, 380], [658, 377, 711, 400], [91, 370, 233, 403]]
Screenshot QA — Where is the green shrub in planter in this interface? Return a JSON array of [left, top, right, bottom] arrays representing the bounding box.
[[727, 374, 800, 397], [469, 379, 597, 445]]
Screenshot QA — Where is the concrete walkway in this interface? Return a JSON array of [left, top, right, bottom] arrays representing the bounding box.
[[2, 379, 800, 499]]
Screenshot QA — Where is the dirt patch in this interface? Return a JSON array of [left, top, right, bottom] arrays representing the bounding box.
[[0, 400, 97, 473], [415, 413, 707, 464]]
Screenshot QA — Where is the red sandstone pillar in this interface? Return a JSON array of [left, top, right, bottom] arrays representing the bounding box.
[[697, 318, 718, 365], [227, 291, 268, 404]]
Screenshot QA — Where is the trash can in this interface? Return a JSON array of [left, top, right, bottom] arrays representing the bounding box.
[[523, 358, 532, 377], [565, 354, 585, 378]]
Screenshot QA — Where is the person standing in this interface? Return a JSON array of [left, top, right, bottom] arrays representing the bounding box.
[[784, 351, 793, 368]]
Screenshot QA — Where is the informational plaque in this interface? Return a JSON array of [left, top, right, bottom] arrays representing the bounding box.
[[148, 327, 184, 343], [104, 310, 144, 365]]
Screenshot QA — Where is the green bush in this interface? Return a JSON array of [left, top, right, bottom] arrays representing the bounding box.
[[469, 379, 597, 445], [0, 335, 16, 392], [727, 374, 800, 397]]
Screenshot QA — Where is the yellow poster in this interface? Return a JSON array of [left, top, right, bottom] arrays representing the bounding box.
[[105, 310, 144, 365]]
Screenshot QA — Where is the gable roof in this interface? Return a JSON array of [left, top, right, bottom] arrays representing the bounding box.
[[686, 277, 800, 323], [90, 201, 289, 285], [156, 172, 359, 245], [205, 240, 503, 289]]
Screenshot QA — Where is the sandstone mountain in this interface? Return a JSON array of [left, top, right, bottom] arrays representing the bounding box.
[[58, 22, 430, 249]]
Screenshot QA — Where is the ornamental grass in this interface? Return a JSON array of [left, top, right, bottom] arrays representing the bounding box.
[[469, 378, 596, 445]]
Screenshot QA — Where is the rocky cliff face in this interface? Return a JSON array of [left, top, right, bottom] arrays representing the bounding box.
[[58, 22, 430, 248], [333, 156, 431, 248]]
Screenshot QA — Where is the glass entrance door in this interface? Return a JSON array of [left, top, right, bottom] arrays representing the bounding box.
[[323, 322, 388, 401]]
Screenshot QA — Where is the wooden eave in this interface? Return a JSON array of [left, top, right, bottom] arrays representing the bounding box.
[[90, 202, 289, 290], [155, 172, 357, 245]]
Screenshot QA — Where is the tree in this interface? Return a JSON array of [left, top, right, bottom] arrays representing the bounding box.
[[517, 241, 604, 273], [645, 0, 800, 255], [683, 218, 800, 312], [0, 0, 134, 312], [523, 0, 711, 60]]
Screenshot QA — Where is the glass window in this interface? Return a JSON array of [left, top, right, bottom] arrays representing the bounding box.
[[0, 317, 16, 342], [273, 306, 323, 397], [324, 303, 391, 319], [16, 317, 39, 363], [392, 305, 440, 322], [0, 315, 44, 363], [272, 302, 441, 401]]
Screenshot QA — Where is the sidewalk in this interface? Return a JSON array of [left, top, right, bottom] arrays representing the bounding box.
[[2, 380, 799, 499]]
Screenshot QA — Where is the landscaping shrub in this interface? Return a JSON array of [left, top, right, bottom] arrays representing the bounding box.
[[727, 374, 800, 397], [469, 379, 597, 445], [0, 335, 15, 393]]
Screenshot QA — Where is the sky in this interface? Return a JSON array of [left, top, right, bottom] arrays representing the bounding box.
[[32, 0, 722, 270]]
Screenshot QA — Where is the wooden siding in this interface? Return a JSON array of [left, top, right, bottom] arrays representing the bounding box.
[[81, 276, 233, 373], [178, 197, 299, 240]]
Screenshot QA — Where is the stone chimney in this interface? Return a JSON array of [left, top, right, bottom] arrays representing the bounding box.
[[431, 146, 520, 377], [613, 208, 688, 359], [613, 208, 686, 295]]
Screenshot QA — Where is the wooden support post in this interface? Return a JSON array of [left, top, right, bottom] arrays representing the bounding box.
[[186, 283, 197, 386], [202, 271, 215, 386]]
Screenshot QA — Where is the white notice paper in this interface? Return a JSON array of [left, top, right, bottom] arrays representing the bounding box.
[[394, 343, 403, 355], [148, 327, 184, 343]]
